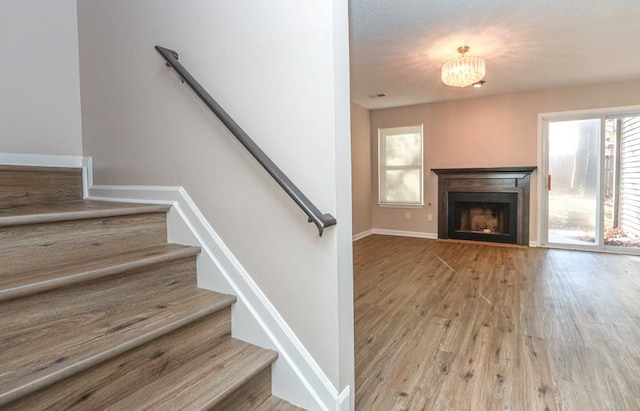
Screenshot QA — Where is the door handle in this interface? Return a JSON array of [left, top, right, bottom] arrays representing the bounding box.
[[547, 174, 552, 191]]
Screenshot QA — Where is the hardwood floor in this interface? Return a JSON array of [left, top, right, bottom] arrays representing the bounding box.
[[354, 235, 640, 410]]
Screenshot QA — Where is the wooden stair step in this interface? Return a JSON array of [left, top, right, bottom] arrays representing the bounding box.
[[0, 243, 201, 302], [105, 339, 278, 410], [0, 165, 82, 209], [0, 201, 169, 275], [1, 256, 203, 362], [0, 200, 170, 227], [0, 289, 236, 406]]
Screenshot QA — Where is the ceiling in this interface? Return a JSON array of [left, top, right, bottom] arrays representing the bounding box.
[[349, 0, 640, 110]]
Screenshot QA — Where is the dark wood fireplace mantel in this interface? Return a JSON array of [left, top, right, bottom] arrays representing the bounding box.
[[432, 167, 536, 245]]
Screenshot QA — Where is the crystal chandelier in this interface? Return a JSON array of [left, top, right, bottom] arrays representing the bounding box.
[[441, 46, 486, 88]]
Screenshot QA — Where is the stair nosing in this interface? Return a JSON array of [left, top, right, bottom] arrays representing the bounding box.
[[0, 201, 171, 227], [0, 293, 237, 406], [0, 165, 81, 174], [0, 244, 202, 303]]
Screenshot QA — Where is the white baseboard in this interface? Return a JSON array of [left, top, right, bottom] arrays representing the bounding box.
[[337, 386, 351, 411], [372, 228, 438, 239], [369, 228, 538, 247], [352, 229, 373, 241], [0, 152, 85, 168], [87, 184, 347, 411]]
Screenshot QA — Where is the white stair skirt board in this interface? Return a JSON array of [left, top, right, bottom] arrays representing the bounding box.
[[88, 184, 349, 411], [372, 228, 438, 239]]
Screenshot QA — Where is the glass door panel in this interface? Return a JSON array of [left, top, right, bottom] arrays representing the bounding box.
[[547, 119, 601, 246], [604, 116, 640, 250]]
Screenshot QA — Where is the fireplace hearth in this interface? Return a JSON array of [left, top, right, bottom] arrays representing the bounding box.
[[432, 167, 535, 245]]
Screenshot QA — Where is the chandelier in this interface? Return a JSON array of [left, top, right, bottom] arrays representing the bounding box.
[[441, 46, 486, 88]]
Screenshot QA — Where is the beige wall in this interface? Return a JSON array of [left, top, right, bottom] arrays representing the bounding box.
[[350, 103, 372, 235], [369, 79, 640, 241], [0, 0, 82, 156]]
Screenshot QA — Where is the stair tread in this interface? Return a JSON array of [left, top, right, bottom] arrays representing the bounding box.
[[0, 288, 236, 406], [0, 243, 201, 302], [0, 200, 170, 227], [105, 338, 278, 410]]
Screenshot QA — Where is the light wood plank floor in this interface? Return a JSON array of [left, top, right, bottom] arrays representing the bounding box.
[[354, 235, 640, 411]]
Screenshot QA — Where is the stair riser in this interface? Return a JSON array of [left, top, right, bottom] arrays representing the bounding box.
[[0, 212, 167, 275], [4, 308, 232, 410], [214, 367, 272, 410], [0, 257, 198, 346], [0, 166, 83, 209]]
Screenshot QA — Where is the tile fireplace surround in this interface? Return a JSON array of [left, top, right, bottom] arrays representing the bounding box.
[[432, 167, 536, 246]]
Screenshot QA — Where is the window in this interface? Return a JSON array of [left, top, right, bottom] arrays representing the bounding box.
[[378, 125, 424, 206]]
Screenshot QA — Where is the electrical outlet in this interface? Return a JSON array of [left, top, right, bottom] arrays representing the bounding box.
[[405, 212, 411, 220], [427, 213, 433, 221]]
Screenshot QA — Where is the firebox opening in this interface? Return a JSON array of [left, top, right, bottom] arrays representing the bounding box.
[[448, 192, 518, 244], [456, 202, 510, 236]]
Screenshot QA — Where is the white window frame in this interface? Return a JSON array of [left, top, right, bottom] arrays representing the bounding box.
[[378, 124, 424, 207]]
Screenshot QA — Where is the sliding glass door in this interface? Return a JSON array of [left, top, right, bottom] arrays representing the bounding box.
[[542, 110, 640, 253], [546, 119, 601, 246]]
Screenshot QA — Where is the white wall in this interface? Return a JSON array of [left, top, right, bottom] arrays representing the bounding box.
[[77, 0, 353, 404], [0, 0, 82, 156]]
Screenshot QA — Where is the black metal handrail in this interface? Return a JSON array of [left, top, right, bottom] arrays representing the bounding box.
[[155, 46, 336, 236]]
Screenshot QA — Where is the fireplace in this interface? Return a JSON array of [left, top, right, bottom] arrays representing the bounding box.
[[448, 192, 518, 243], [432, 167, 536, 245]]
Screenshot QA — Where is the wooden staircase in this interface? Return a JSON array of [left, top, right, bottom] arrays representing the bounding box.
[[0, 165, 300, 410]]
